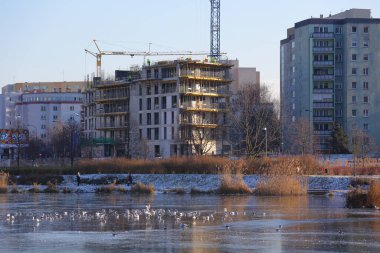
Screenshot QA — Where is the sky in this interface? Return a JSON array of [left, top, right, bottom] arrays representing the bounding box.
[[1, 0, 379, 98]]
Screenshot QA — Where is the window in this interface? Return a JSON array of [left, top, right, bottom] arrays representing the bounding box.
[[292, 54, 295, 61], [139, 85, 142, 96], [41, 124, 46, 129], [41, 115, 46, 120], [335, 82, 342, 89], [292, 91, 295, 98], [154, 85, 159, 94], [70, 106, 74, 111], [364, 27, 369, 33], [154, 97, 159, 109], [363, 82, 369, 89], [139, 129, 142, 140], [291, 41, 295, 48], [146, 85, 151, 95], [292, 103, 295, 110], [352, 26, 357, 33], [352, 40, 357, 47], [164, 127, 167, 140], [352, 109, 357, 117], [363, 68, 368, 75], [147, 113, 151, 125], [351, 54, 357, 61], [154, 112, 159, 125], [335, 54, 343, 62], [364, 123, 369, 131], [147, 98, 151, 110], [364, 96, 369, 103], [171, 96, 177, 108], [335, 27, 342, 34], [161, 97, 166, 109], [335, 41, 342, 48], [147, 128, 151, 140], [154, 128, 159, 140], [171, 111, 174, 124], [292, 66, 295, 73], [363, 54, 369, 61], [352, 68, 357, 75], [352, 82, 357, 89], [53, 106, 58, 111], [139, 114, 142, 124], [164, 112, 167, 124], [363, 109, 369, 117], [171, 127, 175, 139], [41, 133, 46, 138], [363, 41, 369, 47], [352, 96, 357, 103], [41, 106, 46, 111], [53, 115, 58, 120], [139, 99, 142, 110]]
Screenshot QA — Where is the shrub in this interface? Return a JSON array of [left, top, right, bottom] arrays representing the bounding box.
[[350, 177, 372, 187], [95, 182, 116, 193], [130, 182, 155, 194], [217, 162, 252, 194], [10, 182, 20, 193], [44, 180, 59, 193], [368, 181, 380, 208], [346, 187, 369, 208], [28, 182, 41, 193], [254, 176, 307, 196], [0, 172, 9, 193]]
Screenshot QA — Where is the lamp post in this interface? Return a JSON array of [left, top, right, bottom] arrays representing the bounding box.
[[263, 127, 267, 157]]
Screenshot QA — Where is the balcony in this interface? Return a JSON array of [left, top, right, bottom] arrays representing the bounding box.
[[312, 32, 334, 38], [180, 102, 227, 112], [96, 122, 128, 130], [313, 102, 334, 108], [313, 116, 334, 122], [313, 47, 334, 53], [179, 86, 229, 97], [314, 130, 332, 135], [313, 61, 334, 67], [313, 75, 334, 81], [313, 89, 334, 94]]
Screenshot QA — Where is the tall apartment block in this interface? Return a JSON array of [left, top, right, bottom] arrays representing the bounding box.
[[281, 9, 380, 153]]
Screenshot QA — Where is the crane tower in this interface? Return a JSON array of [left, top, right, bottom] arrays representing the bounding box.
[[210, 0, 221, 61]]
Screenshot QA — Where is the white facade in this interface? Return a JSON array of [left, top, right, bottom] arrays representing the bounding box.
[[14, 92, 83, 140]]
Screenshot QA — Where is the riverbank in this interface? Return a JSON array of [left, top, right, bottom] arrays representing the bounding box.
[[5, 174, 380, 194]]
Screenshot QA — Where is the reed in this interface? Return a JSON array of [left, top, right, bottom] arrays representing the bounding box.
[[254, 176, 307, 196]]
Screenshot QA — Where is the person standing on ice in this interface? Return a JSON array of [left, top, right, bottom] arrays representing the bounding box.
[[127, 172, 133, 186], [76, 172, 81, 186]]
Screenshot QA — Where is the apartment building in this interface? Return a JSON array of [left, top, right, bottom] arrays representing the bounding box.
[[281, 9, 380, 153], [130, 59, 231, 158]]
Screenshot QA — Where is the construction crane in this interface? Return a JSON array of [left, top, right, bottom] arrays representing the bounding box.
[[210, 0, 221, 61], [85, 40, 210, 77]]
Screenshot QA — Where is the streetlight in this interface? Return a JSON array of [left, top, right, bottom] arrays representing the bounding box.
[[263, 127, 268, 157]]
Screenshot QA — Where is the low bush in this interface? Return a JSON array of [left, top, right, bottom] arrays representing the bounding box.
[[346, 187, 369, 208], [28, 182, 41, 193], [217, 162, 252, 194], [95, 182, 116, 193], [350, 177, 372, 187], [62, 187, 72, 193], [254, 176, 307, 196], [130, 182, 155, 194], [44, 180, 59, 193], [10, 182, 20, 193], [0, 172, 9, 193], [368, 181, 380, 208]]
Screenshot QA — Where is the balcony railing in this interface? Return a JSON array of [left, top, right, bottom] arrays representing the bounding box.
[[97, 122, 128, 129], [313, 61, 334, 66], [312, 32, 334, 38], [179, 86, 229, 95], [313, 116, 334, 122], [180, 102, 227, 111], [313, 89, 334, 94], [314, 130, 332, 135], [313, 75, 334, 81], [313, 47, 334, 52], [313, 102, 334, 108]]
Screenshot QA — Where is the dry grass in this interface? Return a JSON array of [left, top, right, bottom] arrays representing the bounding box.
[[62, 187, 72, 193], [217, 161, 252, 194], [350, 177, 372, 187], [163, 188, 186, 194], [10, 182, 20, 193], [254, 176, 307, 196], [44, 180, 59, 193], [130, 182, 155, 194], [368, 181, 380, 208], [0, 172, 9, 193], [95, 182, 116, 193]]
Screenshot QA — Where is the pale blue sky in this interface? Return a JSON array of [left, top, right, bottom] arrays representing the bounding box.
[[1, 0, 379, 97]]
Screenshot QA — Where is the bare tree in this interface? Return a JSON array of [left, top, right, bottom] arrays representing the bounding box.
[[289, 117, 313, 155], [189, 127, 215, 155], [351, 127, 378, 172], [230, 84, 280, 158]]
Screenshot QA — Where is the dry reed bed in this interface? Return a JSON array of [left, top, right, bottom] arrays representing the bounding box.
[[130, 182, 155, 194], [0, 172, 9, 193], [254, 176, 307, 196], [346, 180, 380, 208]]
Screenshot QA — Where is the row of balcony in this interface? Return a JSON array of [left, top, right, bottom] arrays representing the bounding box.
[[313, 61, 334, 67], [313, 47, 334, 52], [96, 122, 128, 129], [179, 87, 229, 95], [313, 116, 334, 122], [179, 102, 227, 111], [313, 75, 334, 81], [313, 89, 334, 94]]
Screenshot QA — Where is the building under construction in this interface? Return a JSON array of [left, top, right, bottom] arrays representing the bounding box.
[[82, 59, 232, 158]]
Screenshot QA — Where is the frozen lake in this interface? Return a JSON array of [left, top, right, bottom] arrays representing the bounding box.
[[1, 193, 380, 252]]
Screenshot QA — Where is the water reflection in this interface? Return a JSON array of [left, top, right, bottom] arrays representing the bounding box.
[[0, 194, 380, 252]]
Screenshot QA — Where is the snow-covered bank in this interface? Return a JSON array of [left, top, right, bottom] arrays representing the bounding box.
[[10, 174, 380, 193]]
